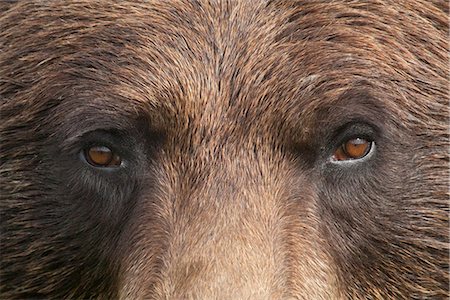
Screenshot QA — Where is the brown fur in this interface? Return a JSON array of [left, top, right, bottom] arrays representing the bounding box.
[[0, 1, 448, 299]]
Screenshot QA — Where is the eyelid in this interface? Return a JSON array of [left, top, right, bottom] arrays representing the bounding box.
[[69, 129, 122, 148], [60, 127, 127, 150], [332, 122, 378, 147]]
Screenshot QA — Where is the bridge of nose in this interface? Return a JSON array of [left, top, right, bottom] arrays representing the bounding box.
[[157, 150, 290, 299], [119, 142, 338, 299]]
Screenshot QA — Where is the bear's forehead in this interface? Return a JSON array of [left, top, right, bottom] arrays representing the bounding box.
[[23, 1, 402, 140]]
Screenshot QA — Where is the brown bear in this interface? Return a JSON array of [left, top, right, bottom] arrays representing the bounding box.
[[0, 1, 448, 299]]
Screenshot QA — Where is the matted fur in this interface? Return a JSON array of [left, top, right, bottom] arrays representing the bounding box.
[[0, 1, 448, 299]]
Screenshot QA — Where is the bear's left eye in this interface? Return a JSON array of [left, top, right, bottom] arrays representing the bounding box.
[[333, 138, 373, 161], [83, 145, 122, 168]]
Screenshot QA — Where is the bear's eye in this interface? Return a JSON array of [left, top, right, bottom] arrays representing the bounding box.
[[84, 146, 122, 168], [333, 138, 373, 161]]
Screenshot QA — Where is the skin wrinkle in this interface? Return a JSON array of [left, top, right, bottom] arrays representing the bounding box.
[[0, 0, 448, 299]]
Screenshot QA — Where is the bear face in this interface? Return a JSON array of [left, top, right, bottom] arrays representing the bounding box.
[[1, 1, 448, 299]]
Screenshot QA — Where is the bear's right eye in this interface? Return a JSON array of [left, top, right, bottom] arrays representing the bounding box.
[[83, 146, 122, 168], [333, 138, 373, 161]]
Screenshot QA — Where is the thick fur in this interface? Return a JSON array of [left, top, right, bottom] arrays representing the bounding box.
[[0, 1, 448, 299]]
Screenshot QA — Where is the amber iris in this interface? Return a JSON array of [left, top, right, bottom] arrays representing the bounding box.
[[334, 138, 372, 161], [85, 146, 121, 167]]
